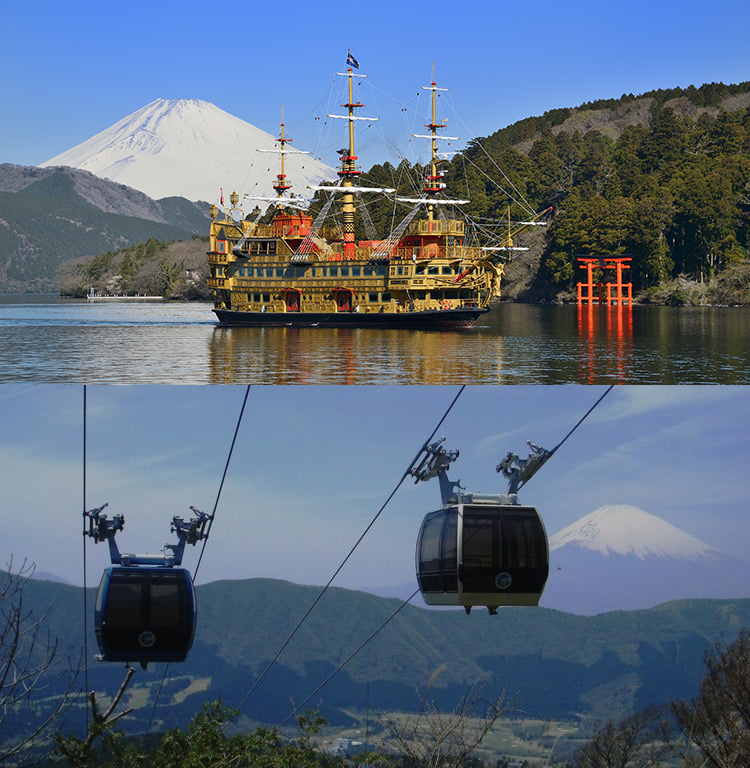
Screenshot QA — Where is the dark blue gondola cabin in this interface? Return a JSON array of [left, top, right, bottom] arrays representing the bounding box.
[[94, 566, 197, 663], [416, 496, 549, 613]]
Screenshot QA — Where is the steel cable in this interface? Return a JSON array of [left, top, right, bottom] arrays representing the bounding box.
[[235, 385, 466, 712]]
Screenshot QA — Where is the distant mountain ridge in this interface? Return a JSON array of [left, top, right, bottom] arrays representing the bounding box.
[[40, 98, 336, 203], [9, 572, 750, 741], [0, 163, 209, 292]]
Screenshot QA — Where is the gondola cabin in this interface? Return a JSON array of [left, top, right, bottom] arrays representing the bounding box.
[[416, 495, 549, 613], [94, 566, 197, 663]]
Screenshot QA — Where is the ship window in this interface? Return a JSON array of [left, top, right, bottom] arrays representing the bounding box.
[[442, 266, 453, 274], [268, 241, 276, 253], [262, 293, 270, 303], [352, 267, 361, 276], [368, 293, 378, 303], [275, 269, 283, 278], [252, 293, 261, 302], [341, 267, 350, 277], [330, 267, 339, 277], [217, 241, 226, 254], [363, 266, 374, 276], [375, 267, 386, 276], [382, 292, 391, 302], [396, 267, 405, 276], [428, 266, 439, 275], [415, 265, 426, 275], [265, 268, 274, 277], [444, 290, 458, 300]]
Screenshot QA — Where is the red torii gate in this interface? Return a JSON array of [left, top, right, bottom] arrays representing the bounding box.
[[577, 255, 633, 306]]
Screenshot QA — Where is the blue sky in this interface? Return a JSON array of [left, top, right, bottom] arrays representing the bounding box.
[[1, 385, 748, 591], [2, 0, 749, 173]]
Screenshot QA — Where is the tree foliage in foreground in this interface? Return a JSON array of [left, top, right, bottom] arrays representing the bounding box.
[[0, 560, 75, 766], [672, 628, 750, 767], [55, 701, 343, 768], [570, 629, 750, 767]]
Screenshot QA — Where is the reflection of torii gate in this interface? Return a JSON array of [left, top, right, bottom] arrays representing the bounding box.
[[577, 255, 633, 306]]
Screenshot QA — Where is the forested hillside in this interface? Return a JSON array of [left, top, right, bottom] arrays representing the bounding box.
[[8, 573, 750, 738], [57, 236, 211, 299], [355, 80, 750, 303]]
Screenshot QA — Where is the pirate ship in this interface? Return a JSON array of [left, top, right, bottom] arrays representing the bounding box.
[[206, 62, 547, 329]]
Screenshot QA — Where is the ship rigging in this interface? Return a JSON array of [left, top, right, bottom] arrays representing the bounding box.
[[206, 57, 550, 328]]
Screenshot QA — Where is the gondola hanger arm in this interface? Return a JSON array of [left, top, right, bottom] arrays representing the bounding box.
[[496, 441, 553, 495], [408, 437, 462, 505], [83, 503, 209, 567]]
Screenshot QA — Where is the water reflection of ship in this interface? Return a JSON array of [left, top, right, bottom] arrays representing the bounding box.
[[207, 325, 510, 384], [577, 304, 634, 383]]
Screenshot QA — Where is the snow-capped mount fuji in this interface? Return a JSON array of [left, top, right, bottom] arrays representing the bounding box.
[[550, 505, 718, 560], [541, 504, 750, 615], [40, 98, 335, 204]]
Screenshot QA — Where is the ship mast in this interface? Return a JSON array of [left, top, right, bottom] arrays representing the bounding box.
[[403, 66, 465, 213], [249, 107, 310, 210], [419, 65, 460, 223], [338, 64, 364, 258], [273, 106, 292, 204], [308, 55, 394, 258]]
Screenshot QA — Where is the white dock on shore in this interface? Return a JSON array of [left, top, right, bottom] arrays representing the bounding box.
[[87, 290, 163, 302]]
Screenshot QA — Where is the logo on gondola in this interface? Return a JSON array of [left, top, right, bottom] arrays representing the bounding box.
[[495, 572, 512, 590], [138, 630, 157, 648]]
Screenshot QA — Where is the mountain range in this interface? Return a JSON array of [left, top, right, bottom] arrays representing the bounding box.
[[9, 573, 750, 743], [40, 98, 335, 204], [6, 504, 748, 742]]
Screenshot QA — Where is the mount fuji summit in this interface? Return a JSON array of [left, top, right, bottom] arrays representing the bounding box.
[[40, 99, 335, 204], [541, 505, 750, 615]]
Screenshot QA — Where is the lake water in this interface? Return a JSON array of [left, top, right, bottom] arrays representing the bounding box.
[[1, 295, 748, 384]]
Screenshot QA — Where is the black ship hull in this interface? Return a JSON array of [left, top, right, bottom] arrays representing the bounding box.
[[213, 306, 489, 329]]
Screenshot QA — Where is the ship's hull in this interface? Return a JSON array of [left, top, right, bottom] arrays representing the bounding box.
[[213, 305, 488, 329]]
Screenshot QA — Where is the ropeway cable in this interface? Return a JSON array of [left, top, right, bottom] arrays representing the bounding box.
[[273, 385, 615, 722], [146, 385, 252, 733], [549, 385, 614, 457], [234, 385, 467, 712], [193, 385, 252, 581], [81, 386, 90, 731], [279, 588, 421, 726]]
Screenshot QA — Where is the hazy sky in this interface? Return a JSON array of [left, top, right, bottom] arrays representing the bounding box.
[[2, 385, 748, 591], [2, 0, 749, 179]]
